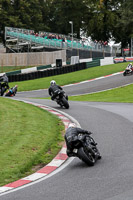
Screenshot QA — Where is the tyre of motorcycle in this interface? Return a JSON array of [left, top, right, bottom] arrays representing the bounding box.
[[57, 100, 63, 107], [5, 91, 11, 96], [61, 97, 69, 109], [123, 71, 127, 76], [77, 147, 96, 166], [1, 87, 6, 96]]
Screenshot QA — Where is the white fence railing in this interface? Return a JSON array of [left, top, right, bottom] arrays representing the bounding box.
[[5, 27, 111, 53]]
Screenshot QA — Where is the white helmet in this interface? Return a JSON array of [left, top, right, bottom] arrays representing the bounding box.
[[50, 80, 56, 85], [68, 123, 76, 128], [0, 73, 5, 77], [130, 63, 132, 65]]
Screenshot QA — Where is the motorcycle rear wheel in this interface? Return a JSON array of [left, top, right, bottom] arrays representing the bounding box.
[[78, 147, 95, 166]]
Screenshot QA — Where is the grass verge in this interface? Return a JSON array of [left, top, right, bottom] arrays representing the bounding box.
[[0, 98, 64, 186], [9, 62, 128, 92], [0, 65, 36, 73], [69, 83, 133, 103]]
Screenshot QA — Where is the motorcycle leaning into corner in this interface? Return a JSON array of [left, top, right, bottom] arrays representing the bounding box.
[[48, 80, 69, 109], [123, 63, 133, 76], [71, 133, 101, 166], [123, 68, 133, 76], [65, 124, 101, 166], [52, 90, 69, 109], [5, 85, 18, 97]]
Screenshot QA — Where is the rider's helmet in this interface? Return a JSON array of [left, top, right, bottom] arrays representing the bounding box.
[[68, 123, 76, 128], [130, 63, 132, 65], [50, 80, 56, 86]]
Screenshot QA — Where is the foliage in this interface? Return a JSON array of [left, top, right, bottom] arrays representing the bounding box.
[[47, 0, 88, 38], [84, 0, 122, 42], [113, 0, 133, 48]]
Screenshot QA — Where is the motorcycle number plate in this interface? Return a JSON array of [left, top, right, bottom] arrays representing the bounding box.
[[73, 149, 78, 153]]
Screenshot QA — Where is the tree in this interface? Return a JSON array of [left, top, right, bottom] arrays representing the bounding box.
[[0, 0, 14, 43], [47, 0, 88, 38], [39, 0, 52, 32], [113, 0, 133, 48], [83, 0, 122, 42], [11, 0, 44, 31]]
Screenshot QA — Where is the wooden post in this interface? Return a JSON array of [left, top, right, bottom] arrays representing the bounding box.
[[15, 57, 17, 69], [1, 59, 3, 73], [90, 49, 92, 58]]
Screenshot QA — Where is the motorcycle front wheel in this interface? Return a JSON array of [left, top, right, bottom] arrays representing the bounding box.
[[5, 92, 11, 96], [123, 71, 126, 76], [78, 147, 95, 166], [61, 97, 69, 109]]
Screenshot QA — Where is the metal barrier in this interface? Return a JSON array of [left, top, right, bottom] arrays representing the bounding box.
[[7, 62, 86, 82], [5, 27, 111, 53]]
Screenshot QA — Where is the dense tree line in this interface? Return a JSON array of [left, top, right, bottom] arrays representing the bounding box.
[[0, 0, 133, 48]]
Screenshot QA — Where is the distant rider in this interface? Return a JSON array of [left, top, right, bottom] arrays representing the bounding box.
[[126, 63, 133, 73], [48, 80, 66, 100], [8, 85, 18, 96], [64, 123, 93, 157]]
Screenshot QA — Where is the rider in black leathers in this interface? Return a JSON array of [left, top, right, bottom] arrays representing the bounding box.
[[0, 73, 9, 96], [48, 80, 64, 100], [64, 123, 92, 157]]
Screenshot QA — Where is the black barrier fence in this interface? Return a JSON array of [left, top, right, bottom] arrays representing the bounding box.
[[8, 62, 87, 82]]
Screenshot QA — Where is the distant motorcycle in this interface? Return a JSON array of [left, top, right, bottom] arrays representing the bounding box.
[[123, 68, 133, 76], [71, 133, 101, 166], [5, 85, 18, 97], [54, 90, 69, 109]]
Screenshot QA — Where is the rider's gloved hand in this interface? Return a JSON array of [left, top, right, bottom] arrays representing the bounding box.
[[51, 96, 54, 100], [86, 131, 92, 135], [67, 149, 74, 157]]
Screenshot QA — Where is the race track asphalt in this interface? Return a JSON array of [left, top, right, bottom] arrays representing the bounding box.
[[16, 72, 133, 98], [1, 73, 133, 200]]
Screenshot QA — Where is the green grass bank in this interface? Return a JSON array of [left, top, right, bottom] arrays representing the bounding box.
[[69, 84, 133, 103], [0, 65, 35, 73], [0, 98, 64, 186]]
